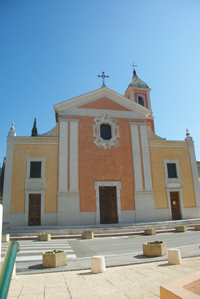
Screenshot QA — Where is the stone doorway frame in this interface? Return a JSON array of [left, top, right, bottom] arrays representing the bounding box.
[[166, 188, 184, 220], [25, 190, 45, 226], [94, 181, 122, 224]]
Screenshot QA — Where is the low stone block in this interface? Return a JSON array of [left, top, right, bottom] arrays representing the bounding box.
[[175, 226, 187, 232], [194, 224, 200, 231], [2, 234, 10, 242], [143, 242, 167, 257], [160, 270, 200, 299], [43, 251, 67, 268], [168, 249, 182, 265], [38, 234, 51, 241], [81, 232, 94, 239], [91, 256, 106, 273], [144, 228, 156, 235]]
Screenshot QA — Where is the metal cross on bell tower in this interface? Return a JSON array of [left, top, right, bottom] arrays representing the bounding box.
[[130, 62, 137, 76], [98, 71, 109, 88]]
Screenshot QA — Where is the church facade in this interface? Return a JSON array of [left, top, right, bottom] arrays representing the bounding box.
[[3, 70, 200, 227]]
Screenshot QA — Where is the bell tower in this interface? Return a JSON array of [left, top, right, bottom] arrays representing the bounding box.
[[124, 66, 155, 132]]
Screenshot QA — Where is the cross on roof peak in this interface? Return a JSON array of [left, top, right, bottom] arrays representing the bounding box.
[[98, 71, 109, 88]]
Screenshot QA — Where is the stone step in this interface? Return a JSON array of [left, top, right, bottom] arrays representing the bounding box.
[[3, 218, 200, 237]]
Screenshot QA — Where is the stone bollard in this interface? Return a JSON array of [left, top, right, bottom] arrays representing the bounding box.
[[11, 262, 16, 280], [2, 234, 10, 242], [91, 256, 106, 274], [168, 249, 182, 265]]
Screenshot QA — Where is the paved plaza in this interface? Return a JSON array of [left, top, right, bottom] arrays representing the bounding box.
[[7, 257, 200, 299]]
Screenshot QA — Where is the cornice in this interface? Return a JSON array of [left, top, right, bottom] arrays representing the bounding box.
[[54, 87, 152, 117]]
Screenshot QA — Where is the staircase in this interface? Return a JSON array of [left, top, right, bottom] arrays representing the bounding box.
[[3, 218, 200, 237]]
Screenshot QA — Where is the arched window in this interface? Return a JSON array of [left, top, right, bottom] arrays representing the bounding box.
[[100, 124, 111, 140], [138, 96, 145, 107]]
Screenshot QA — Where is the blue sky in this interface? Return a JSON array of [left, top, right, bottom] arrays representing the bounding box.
[[1, 0, 200, 165]]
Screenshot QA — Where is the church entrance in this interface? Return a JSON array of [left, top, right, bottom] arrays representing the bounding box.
[[28, 194, 41, 226], [99, 186, 118, 224], [170, 192, 181, 220]]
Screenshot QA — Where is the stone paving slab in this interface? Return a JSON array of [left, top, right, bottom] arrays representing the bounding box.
[[7, 257, 200, 299]]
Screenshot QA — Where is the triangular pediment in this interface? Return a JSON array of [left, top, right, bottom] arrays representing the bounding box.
[[54, 87, 151, 119], [77, 97, 132, 112]]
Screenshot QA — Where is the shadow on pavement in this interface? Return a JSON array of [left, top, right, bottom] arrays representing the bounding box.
[[28, 264, 43, 269], [134, 254, 150, 259]]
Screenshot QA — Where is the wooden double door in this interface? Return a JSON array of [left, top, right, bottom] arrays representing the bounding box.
[[99, 186, 118, 224], [28, 194, 41, 226], [170, 192, 181, 220]]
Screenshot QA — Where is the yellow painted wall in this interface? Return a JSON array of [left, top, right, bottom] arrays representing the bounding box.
[[10, 137, 58, 213], [10, 132, 197, 215], [150, 140, 196, 209], [149, 131, 162, 140]]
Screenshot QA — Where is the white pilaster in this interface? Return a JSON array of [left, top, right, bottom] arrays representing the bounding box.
[[57, 118, 80, 225], [130, 122, 155, 222], [130, 89, 135, 102], [3, 137, 15, 216], [129, 122, 143, 191], [147, 90, 152, 113], [69, 120, 79, 192], [0, 204, 2, 262], [188, 141, 200, 215], [95, 185, 100, 225], [140, 123, 153, 191], [58, 119, 68, 193]]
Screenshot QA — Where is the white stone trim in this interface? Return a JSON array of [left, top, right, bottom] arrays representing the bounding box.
[[140, 124, 153, 191], [163, 159, 184, 219], [188, 142, 200, 209], [26, 157, 46, 179], [13, 142, 58, 145], [134, 191, 154, 195], [69, 120, 79, 192], [58, 117, 68, 122], [3, 137, 15, 214], [134, 192, 156, 222], [57, 192, 80, 225], [129, 121, 146, 126], [58, 120, 68, 193], [150, 145, 189, 148], [25, 157, 46, 226], [58, 118, 79, 122], [129, 123, 143, 191], [61, 108, 148, 120], [147, 90, 152, 114], [163, 159, 181, 181], [54, 87, 151, 116], [0, 204, 2, 259], [166, 188, 184, 219], [130, 89, 135, 102], [94, 181, 122, 224], [25, 190, 45, 226], [93, 114, 120, 150]]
